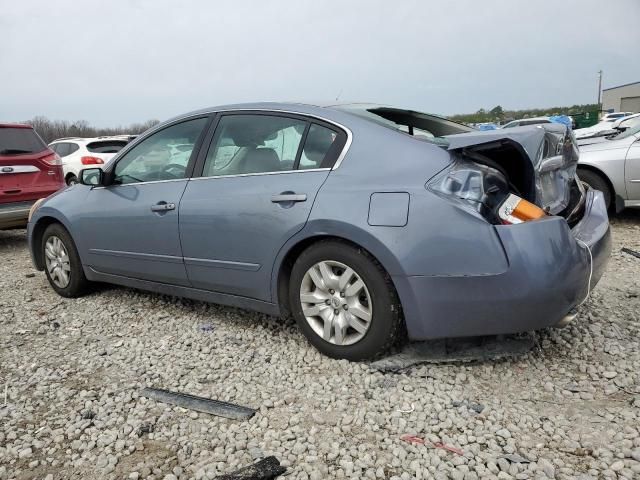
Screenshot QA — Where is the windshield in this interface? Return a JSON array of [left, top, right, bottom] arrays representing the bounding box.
[[614, 122, 640, 141], [334, 105, 472, 146]]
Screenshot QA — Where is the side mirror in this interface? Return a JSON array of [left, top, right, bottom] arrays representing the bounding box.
[[79, 168, 104, 186]]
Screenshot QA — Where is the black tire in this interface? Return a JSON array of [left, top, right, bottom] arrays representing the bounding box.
[[42, 223, 90, 297], [578, 169, 612, 210], [66, 175, 78, 186], [289, 240, 403, 361]]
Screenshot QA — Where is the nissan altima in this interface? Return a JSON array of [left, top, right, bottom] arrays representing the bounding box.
[[27, 103, 611, 360]]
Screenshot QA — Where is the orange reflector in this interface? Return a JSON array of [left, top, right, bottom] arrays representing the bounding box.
[[498, 194, 546, 224]]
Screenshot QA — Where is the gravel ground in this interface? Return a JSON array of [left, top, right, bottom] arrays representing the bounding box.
[[1, 211, 639, 480]]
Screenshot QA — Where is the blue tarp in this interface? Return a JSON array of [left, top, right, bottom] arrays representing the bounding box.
[[548, 115, 572, 129]]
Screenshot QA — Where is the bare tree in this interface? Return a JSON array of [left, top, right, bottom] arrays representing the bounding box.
[[21, 117, 160, 143]]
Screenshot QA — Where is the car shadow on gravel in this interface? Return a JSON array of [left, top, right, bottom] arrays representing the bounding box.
[[0, 228, 27, 250]]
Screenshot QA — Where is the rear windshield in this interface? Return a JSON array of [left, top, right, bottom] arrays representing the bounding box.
[[86, 140, 128, 154], [334, 105, 472, 146], [0, 127, 47, 155]]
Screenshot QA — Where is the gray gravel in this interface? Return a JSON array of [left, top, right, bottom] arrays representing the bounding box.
[[1, 211, 639, 480]]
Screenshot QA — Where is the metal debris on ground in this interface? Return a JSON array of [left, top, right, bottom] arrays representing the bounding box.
[[199, 323, 215, 333], [621, 247, 640, 260], [452, 399, 485, 413], [140, 387, 255, 420], [214, 455, 286, 480], [400, 434, 464, 456], [396, 403, 415, 414], [371, 335, 535, 372]]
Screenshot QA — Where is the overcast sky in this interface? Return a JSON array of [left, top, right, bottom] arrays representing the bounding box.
[[2, 0, 639, 126]]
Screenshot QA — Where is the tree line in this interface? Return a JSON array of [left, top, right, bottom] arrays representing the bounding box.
[[24, 116, 161, 144], [448, 103, 601, 124]]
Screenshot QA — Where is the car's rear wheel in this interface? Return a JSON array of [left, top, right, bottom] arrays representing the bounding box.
[[42, 223, 90, 297], [66, 175, 78, 186], [578, 169, 612, 210], [289, 240, 402, 360]]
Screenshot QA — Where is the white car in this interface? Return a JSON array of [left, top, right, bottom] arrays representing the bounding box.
[[49, 136, 132, 185], [575, 113, 638, 140], [602, 112, 634, 121], [501, 117, 552, 128]]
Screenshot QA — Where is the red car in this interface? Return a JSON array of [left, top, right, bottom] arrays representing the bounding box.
[[0, 124, 64, 229]]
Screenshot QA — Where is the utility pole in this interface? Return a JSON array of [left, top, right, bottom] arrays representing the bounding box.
[[597, 70, 603, 106]]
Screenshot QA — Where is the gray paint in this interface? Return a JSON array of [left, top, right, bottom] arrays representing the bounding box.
[[28, 102, 611, 341]]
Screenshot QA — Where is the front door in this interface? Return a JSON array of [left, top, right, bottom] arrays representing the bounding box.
[[74, 117, 209, 285], [179, 113, 347, 301]]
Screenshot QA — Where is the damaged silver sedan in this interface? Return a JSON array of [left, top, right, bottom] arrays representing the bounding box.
[[28, 103, 611, 360]]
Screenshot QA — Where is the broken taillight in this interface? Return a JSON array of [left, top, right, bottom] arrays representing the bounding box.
[[497, 194, 546, 224], [428, 158, 547, 225]]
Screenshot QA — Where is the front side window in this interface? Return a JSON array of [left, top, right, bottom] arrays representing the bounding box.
[[114, 117, 207, 185], [203, 115, 307, 177]]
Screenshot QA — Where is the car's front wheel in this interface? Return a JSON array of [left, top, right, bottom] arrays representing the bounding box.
[[578, 169, 612, 210], [42, 223, 90, 297], [289, 240, 403, 360]]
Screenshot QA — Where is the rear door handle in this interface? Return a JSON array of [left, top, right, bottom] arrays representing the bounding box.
[[151, 202, 176, 212], [271, 193, 307, 203]]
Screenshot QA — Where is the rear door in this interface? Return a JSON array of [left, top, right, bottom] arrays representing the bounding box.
[[179, 112, 348, 301], [0, 126, 63, 203]]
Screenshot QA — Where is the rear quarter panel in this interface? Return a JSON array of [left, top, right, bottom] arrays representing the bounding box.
[[272, 122, 510, 299]]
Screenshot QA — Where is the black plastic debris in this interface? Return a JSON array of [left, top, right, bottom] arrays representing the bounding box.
[[498, 453, 531, 464], [141, 387, 255, 420], [370, 335, 535, 372], [622, 247, 640, 260], [214, 456, 286, 480]]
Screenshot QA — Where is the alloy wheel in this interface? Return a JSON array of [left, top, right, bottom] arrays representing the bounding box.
[[299, 260, 372, 346], [45, 236, 71, 288]]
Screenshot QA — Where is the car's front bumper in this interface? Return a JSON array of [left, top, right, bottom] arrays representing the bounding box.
[[0, 201, 37, 230], [395, 189, 612, 340]]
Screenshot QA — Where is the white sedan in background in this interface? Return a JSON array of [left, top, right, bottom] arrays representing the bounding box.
[[49, 136, 132, 185], [575, 113, 637, 140]]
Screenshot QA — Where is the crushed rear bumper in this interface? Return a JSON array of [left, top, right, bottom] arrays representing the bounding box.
[[395, 189, 611, 340]]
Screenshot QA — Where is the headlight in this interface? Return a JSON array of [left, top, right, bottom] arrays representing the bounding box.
[[28, 198, 45, 222]]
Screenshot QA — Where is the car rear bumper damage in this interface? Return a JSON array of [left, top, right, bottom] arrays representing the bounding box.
[[396, 189, 611, 340], [0, 200, 36, 229]]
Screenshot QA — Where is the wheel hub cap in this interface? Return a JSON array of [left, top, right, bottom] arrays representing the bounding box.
[[44, 236, 71, 288], [299, 260, 372, 346]]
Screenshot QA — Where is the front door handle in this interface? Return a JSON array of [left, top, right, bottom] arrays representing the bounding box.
[[271, 193, 307, 203], [151, 202, 176, 212]]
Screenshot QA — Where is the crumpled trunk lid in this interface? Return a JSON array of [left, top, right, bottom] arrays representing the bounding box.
[[445, 124, 580, 216]]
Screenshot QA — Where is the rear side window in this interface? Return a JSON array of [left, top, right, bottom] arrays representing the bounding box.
[[0, 127, 47, 155], [299, 124, 345, 170], [86, 140, 128, 153], [53, 142, 79, 157]]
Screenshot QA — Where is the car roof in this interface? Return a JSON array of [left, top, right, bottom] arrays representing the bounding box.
[[0, 123, 33, 129], [168, 101, 461, 127], [50, 136, 130, 144]]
